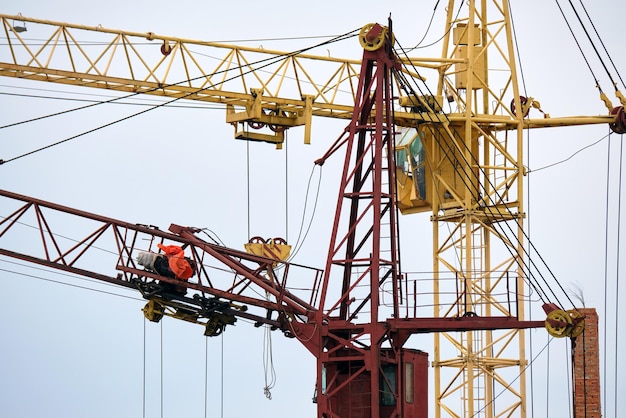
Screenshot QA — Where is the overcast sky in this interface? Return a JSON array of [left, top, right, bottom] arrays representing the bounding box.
[[0, 1, 624, 417]]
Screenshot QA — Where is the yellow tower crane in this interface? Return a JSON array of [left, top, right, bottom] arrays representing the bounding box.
[[0, 2, 621, 417]]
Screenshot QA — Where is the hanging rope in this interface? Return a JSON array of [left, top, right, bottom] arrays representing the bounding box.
[[284, 131, 289, 241], [524, 115, 537, 418], [601, 130, 612, 416], [204, 337, 208, 418], [613, 135, 624, 415], [570, 338, 576, 417], [246, 141, 251, 240], [546, 341, 550, 416], [262, 302, 277, 400], [221, 334, 224, 418], [143, 318, 146, 418], [160, 320, 164, 418], [244, 125, 281, 400]]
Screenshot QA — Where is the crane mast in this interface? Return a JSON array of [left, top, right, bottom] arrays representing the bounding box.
[[433, 2, 530, 416], [1, 3, 622, 417], [312, 22, 404, 418]]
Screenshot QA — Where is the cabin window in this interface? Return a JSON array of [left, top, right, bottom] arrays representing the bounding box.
[[405, 362, 414, 404], [380, 364, 397, 406], [395, 128, 426, 200], [410, 133, 426, 200]]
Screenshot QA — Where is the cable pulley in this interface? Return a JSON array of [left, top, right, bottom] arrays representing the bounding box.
[[610, 106, 626, 134], [510, 96, 530, 118], [143, 299, 165, 322], [544, 308, 585, 338], [358, 23, 389, 51]]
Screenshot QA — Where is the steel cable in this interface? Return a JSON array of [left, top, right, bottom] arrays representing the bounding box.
[[554, 0, 602, 92], [565, 0, 620, 91], [575, 0, 626, 91], [0, 28, 360, 164], [393, 35, 584, 311], [393, 42, 556, 306]]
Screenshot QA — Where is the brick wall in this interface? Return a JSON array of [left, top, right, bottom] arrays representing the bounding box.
[[573, 307, 601, 418]]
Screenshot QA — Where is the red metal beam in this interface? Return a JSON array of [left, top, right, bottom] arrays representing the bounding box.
[[388, 316, 546, 333], [0, 188, 321, 333]]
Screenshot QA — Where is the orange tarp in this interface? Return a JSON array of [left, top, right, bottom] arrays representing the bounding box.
[[157, 243, 193, 280]]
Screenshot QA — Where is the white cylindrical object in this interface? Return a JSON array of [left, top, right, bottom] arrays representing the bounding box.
[[136, 251, 159, 270]]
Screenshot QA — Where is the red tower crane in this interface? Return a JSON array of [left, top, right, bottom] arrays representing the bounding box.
[[0, 18, 592, 417]]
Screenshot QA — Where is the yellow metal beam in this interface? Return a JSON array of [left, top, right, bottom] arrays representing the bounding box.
[[0, 13, 440, 144], [1, 12, 618, 147]]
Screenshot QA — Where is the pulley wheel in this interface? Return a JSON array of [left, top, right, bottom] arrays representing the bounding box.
[[510, 96, 529, 117], [610, 106, 626, 134], [359, 23, 387, 51], [566, 309, 585, 338], [204, 318, 224, 337], [545, 309, 572, 338], [143, 299, 164, 323]]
